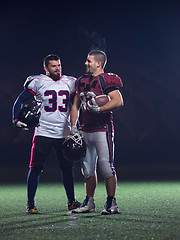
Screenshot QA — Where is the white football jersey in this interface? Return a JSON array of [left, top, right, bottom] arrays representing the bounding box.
[[24, 74, 76, 138]]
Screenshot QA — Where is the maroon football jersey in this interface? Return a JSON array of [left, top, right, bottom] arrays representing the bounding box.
[[76, 73, 123, 132]]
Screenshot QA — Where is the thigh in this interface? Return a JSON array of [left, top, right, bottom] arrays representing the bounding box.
[[54, 138, 73, 171], [81, 132, 97, 178], [29, 136, 53, 171], [94, 131, 116, 178], [94, 131, 114, 161]]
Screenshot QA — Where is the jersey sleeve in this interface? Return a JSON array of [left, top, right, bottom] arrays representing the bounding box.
[[23, 75, 39, 95], [12, 89, 34, 122], [75, 79, 79, 91], [103, 73, 123, 95], [75, 79, 78, 91], [61, 75, 77, 96], [68, 76, 77, 96], [75, 75, 86, 92]]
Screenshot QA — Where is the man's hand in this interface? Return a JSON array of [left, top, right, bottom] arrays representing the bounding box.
[[87, 98, 100, 113], [70, 126, 80, 135], [14, 120, 29, 130]]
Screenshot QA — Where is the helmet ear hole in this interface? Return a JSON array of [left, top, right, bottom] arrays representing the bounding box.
[[62, 134, 87, 162], [18, 103, 41, 128]]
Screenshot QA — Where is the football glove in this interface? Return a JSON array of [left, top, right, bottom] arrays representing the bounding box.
[[14, 120, 29, 130], [70, 126, 80, 135], [87, 98, 100, 113]]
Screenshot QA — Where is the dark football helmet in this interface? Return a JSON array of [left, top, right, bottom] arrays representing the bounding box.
[[62, 133, 87, 162], [18, 102, 41, 128]]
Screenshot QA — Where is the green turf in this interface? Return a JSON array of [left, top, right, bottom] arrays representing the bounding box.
[[0, 182, 180, 240]]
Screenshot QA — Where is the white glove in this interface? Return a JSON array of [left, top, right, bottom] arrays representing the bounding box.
[[14, 120, 29, 130], [70, 126, 80, 135], [87, 98, 100, 113]]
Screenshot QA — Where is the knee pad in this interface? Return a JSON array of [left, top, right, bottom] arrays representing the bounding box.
[[99, 161, 116, 178], [81, 167, 95, 179], [101, 169, 115, 178]]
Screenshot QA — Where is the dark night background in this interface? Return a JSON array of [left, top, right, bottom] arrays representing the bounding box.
[[0, 1, 179, 182]]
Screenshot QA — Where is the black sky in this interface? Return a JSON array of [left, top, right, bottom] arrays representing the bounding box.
[[0, 1, 180, 169]]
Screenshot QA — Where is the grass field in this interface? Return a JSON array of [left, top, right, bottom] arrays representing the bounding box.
[[0, 181, 180, 240]]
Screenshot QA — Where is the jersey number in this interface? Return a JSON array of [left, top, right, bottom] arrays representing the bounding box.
[[44, 90, 69, 112]]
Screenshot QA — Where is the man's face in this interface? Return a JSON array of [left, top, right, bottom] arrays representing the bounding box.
[[85, 55, 98, 74], [45, 60, 62, 80]]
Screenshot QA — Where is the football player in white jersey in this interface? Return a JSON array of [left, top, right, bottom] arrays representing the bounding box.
[[12, 54, 81, 213]]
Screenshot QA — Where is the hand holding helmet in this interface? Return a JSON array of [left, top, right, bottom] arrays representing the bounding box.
[[16, 102, 41, 129], [70, 126, 80, 135], [62, 132, 86, 162], [13, 120, 29, 130]]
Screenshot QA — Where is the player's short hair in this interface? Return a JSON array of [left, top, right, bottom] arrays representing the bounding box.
[[43, 54, 60, 68], [88, 50, 107, 69]]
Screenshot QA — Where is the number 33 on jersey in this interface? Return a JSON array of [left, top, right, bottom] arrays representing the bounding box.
[[24, 74, 76, 138]]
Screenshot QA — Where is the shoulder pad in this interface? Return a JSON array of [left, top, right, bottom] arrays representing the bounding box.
[[24, 75, 40, 89], [102, 73, 123, 88], [61, 75, 77, 81]]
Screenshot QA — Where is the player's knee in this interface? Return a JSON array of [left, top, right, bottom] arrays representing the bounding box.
[[81, 167, 95, 179], [99, 162, 116, 178], [61, 167, 73, 176], [32, 165, 44, 174], [60, 161, 73, 172], [102, 171, 114, 178]]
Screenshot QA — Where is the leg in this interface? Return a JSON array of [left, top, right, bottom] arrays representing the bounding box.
[[27, 136, 52, 213], [95, 131, 116, 197], [72, 132, 97, 213], [105, 174, 117, 197], [81, 132, 98, 198], [55, 139, 80, 209], [85, 172, 97, 198], [27, 168, 41, 206], [61, 168, 75, 204], [102, 176, 119, 215], [95, 131, 119, 214]]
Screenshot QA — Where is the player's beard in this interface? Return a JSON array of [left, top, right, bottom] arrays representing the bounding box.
[[49, 71, 61, 81]]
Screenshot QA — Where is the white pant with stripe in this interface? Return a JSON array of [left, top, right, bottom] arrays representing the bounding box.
[[81, 131, 116, 179]]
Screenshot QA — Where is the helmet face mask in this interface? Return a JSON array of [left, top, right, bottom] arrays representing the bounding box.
[[62, 133, 86, 162], [18, 102, 41, 128]]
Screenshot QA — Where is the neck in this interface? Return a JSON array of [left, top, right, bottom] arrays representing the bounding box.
[[92, 70, 104, 77]]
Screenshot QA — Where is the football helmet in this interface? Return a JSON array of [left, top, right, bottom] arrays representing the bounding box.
[[62, 133, 86, 162], [18, 102, 41, 128]]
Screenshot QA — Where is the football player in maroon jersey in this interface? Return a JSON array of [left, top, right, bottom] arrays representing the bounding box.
[[70, 50, 124, 214]]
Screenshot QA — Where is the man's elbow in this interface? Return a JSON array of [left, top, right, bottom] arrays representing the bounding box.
[[116, 97, 124, 108], [71, 104, 80, 112], [120, 99, 124, 107]]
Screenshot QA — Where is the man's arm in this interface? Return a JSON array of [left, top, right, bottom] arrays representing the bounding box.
[[70, 93, 81, 128], [12, 89, 34, 128], [100, 90, 123, 112], [87, 90, 123, 114]]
